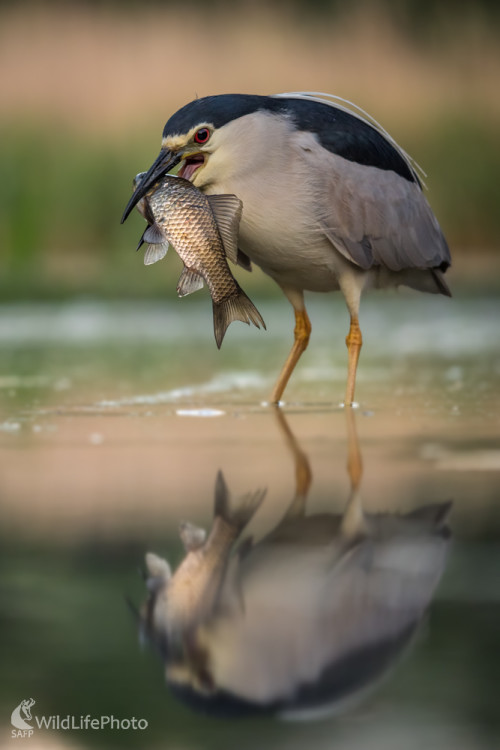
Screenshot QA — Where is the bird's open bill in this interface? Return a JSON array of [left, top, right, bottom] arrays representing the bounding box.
[[121, 149, 180, 223]]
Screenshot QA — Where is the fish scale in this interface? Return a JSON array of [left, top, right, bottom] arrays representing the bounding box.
[[135, 175, 265, 347], [150, 192, 234, 304]]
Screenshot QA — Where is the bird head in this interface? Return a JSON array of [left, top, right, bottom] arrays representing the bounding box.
[[121, 91, 423, 225], [121, 94, 282, 223]]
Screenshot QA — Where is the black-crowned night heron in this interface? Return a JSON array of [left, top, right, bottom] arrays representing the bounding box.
[[122, 92, 451, 405]]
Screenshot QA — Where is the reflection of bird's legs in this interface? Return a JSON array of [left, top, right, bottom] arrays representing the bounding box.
[[270, 289, 311, 405], [345, 400, 362, 491], [272, 405, 312, 520], [341, 406, 366, 539]]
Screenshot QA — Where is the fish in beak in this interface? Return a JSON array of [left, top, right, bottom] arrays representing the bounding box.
[[121, 148, 181, 223]]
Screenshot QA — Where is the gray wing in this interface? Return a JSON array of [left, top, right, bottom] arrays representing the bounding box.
[[314, 149, 450, 272]]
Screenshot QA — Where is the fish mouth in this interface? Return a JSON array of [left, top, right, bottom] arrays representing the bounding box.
[[121, 148, 181, 223], [179, 153, 205, 181]]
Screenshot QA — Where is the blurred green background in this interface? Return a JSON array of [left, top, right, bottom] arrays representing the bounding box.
[[1, 0, 499, 301]]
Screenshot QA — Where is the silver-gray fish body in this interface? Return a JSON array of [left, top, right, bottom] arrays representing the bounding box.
[[142, 176, 265, 347], [143, 471, 265, 642]]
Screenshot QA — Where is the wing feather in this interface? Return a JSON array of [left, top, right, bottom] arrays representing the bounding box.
[[277, 92, 449, 273], [314, 149, 450, 272], [274, 91, 425, 186]]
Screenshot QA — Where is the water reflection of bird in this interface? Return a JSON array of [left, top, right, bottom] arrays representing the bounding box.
[[122, 92, 451, 405], [135, 408, 451, 719]]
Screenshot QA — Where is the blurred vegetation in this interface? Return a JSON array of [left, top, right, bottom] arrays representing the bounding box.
[[0, 125, 157, 300], [0, 0, 499, 301], [1, 116, 498, 301]]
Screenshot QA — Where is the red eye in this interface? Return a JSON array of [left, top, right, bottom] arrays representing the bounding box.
[[194, 127, 210, 144]]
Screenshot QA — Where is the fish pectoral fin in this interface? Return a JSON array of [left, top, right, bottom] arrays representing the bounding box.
[[206, 194, 243, 265], [144, 551, 171, 591], [144, 243, 169, 266], [144, 223, 167, 245], [176, 267, 204, 297], [179, 521, 207, 552]]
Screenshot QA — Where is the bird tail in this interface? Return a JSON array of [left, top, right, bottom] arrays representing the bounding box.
[[431, 269, 452, 297], [212, 287, 266, 349]]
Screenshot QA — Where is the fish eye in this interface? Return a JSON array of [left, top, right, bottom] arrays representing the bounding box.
[[194, 127, 211, 144]]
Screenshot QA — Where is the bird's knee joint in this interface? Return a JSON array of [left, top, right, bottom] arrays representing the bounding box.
[[346, 320, 362, 349], [294, 312, 312, 346], [346, 332, 362, 349]]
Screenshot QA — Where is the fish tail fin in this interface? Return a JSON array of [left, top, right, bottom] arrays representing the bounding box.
[[212, 288, 266, 349], [214, 470, 266, 533]]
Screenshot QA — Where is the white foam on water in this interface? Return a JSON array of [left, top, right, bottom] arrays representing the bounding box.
[[175, 408, 226, 417], [96, 370, 269, 408], [0, 421, 21, 432]]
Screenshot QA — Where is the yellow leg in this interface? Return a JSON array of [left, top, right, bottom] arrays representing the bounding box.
[[344, 315, 363, 407], [270, 307, 312, 404]]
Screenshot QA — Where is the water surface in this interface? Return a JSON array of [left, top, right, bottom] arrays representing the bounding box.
[[0, 293, 499, 749]]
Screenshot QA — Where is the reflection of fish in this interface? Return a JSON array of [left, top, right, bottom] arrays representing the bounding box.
[[139, 484, 450, 717], [132, 173, 265, 348], [142, 472, 265, 657]]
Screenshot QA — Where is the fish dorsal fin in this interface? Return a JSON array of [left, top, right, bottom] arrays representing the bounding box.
[[144, 223, 166, 244], [176, 266, 204, 297], [144, 243, 169, 266], [206, 194, 242, 265]]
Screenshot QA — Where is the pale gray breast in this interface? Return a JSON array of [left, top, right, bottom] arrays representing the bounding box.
[[207, 119, 450, 290]]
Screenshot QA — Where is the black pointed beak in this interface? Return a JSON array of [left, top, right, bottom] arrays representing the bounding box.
[[121, 149, 181, 224]]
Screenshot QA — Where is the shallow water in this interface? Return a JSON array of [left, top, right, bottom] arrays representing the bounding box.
[[0, 293, 499, 749]]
